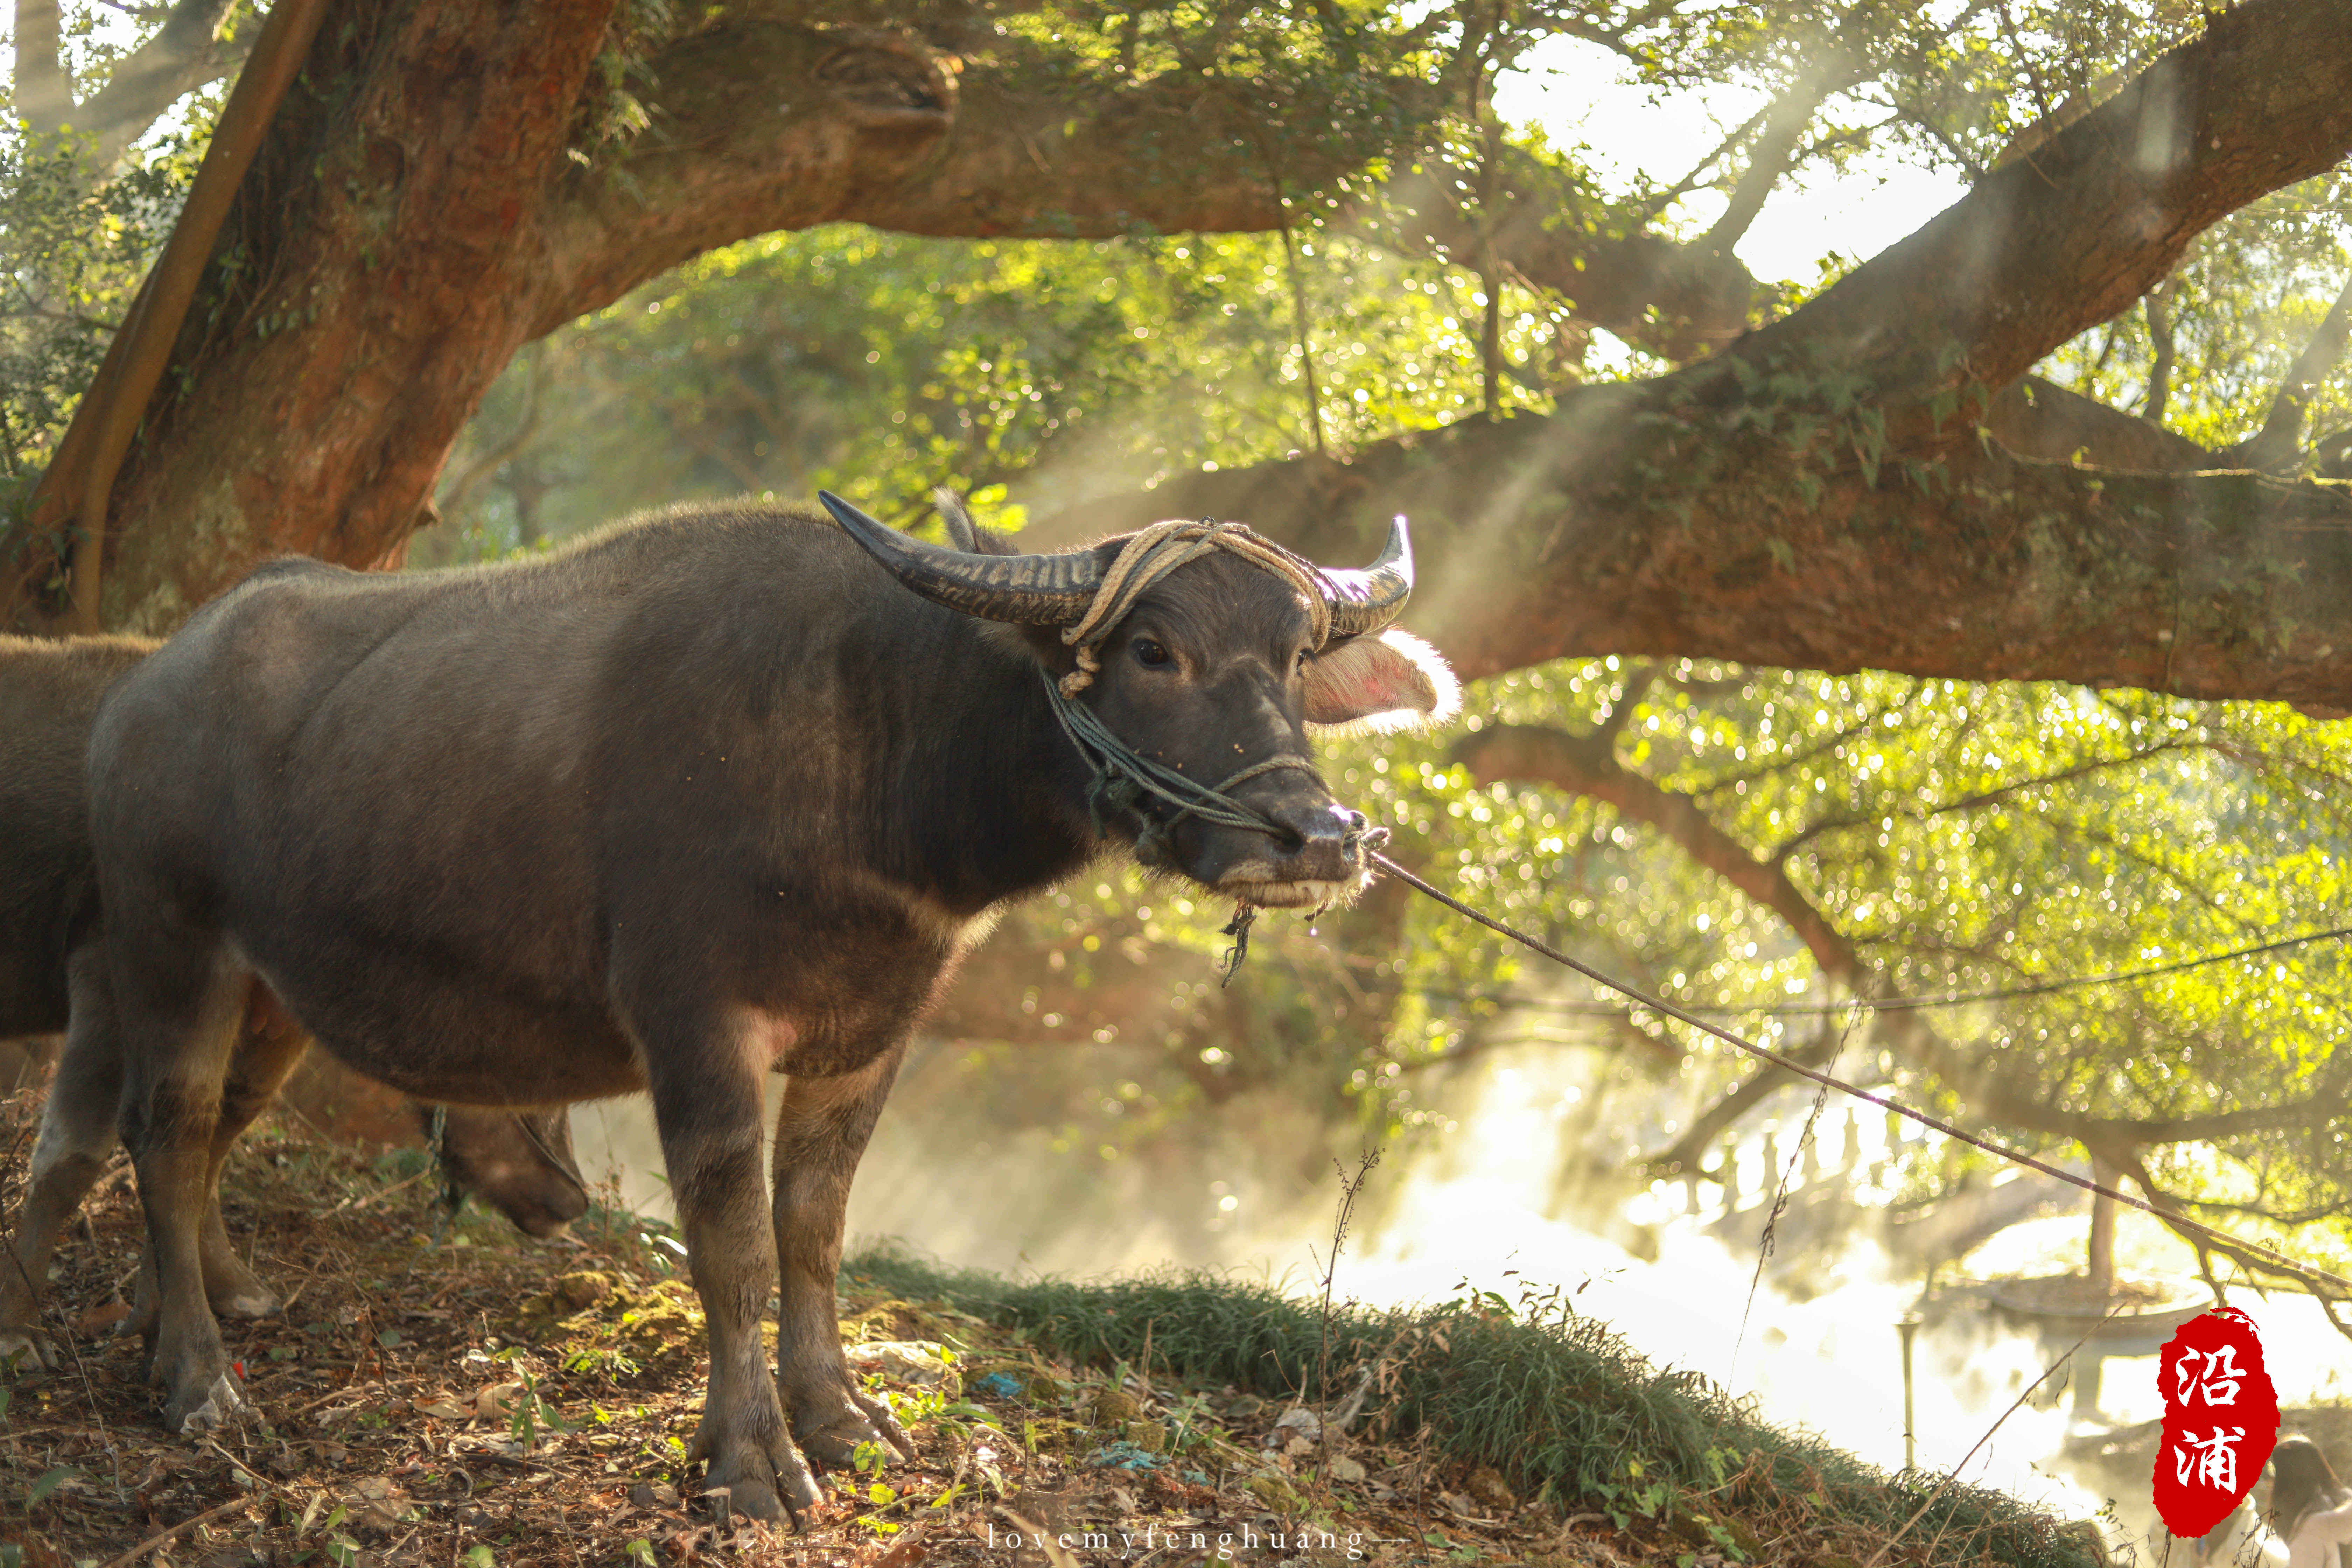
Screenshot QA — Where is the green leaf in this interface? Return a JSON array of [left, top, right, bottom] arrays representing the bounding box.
[[463, 1547, 497, 1568], [26, 1466, 77, 1507]]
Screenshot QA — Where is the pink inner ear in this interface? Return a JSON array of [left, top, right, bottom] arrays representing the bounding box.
[[1305, 636, 1439, 724]]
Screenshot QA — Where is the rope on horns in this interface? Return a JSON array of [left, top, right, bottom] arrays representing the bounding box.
[[1055, 519, 1336, 697]]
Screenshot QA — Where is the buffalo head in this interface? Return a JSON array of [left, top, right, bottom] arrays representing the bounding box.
[[821, 492, 1457, 908]]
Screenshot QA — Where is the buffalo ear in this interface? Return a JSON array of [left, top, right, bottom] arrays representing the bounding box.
[[1304, 629, 1461, 733]]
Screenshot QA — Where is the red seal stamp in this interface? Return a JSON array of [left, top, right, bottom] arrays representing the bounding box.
[[2152, 1308, 2279, 1538]]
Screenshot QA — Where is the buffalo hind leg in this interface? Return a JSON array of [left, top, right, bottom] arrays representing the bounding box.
[[771, 1041, 917, 1468], [114, 933, 251, 1434], [4, 969, 307, 1368], [123, 988, 308, 1340], [0, 951, 122, 1368], [640, 1013, 817, 1524]]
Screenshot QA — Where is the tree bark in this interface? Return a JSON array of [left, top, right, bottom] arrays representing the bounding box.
[[71, 0, 626, 632], [1050, 0, 2352, 710], [8, 0, 2352, 730]]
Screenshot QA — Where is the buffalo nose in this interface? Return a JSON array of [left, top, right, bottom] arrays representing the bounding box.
[[1277, 802, 1365, 873]]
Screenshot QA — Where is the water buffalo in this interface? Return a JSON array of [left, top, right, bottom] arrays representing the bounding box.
[[0, 634, 588, 1368], [85, 494, 1455, 1520]]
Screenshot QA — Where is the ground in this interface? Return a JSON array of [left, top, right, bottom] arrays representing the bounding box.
[[0, 1084, 1708, 1568]]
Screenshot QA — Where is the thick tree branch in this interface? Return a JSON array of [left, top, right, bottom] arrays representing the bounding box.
[[15, 0, 75, 135], [2226, 273, 2352, 472], [75, 0, 245, 173], [530, 23, 956, 336], [1733, 0, 2352, 416], [533, 24, 1437, 336], [1048, 1, 2352, 707], [1054, 393, 2352, 707], [1982, 373, 2213, 470], [1370, 146, 1762, 360]]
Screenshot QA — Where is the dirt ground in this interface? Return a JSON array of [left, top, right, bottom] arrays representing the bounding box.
[[0, 1088, 1673, 1568]]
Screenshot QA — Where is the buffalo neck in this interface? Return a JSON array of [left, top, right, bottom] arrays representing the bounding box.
[[825, 593, 1113, 916]]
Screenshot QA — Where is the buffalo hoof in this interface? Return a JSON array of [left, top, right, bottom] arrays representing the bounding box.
[[198, 1234, 282, 1320], [690, 1406, 820, 1526], [0, 1323, 59, 1372], [208, 1270, 280, 1322], [118, 1291, 159, 1343], [114, 1248, 273, 1341], [790, 1381, 918, 1470], [165, 1369, 246, 1434]]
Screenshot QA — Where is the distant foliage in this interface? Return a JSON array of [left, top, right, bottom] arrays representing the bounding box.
[[415, 222, 1566, 561], [0, 128, 200, 481]]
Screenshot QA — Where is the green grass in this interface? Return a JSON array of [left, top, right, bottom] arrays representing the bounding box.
[[847, 1246, 2103, 1568]]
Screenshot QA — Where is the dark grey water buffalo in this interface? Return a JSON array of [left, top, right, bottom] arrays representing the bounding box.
[[0, 635, 588, 1368], [85, 495, 1454, 1521]]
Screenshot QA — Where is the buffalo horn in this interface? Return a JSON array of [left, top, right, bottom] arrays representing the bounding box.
[[820, 490, 1102, 625], [1319, 515, 1415, 638]]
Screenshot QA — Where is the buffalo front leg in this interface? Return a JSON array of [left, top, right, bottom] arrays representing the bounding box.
[[642, 1018, 816, 1524], [772, 1041, 916, 1468]]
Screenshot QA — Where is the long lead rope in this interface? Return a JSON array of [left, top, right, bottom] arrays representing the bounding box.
[[1368, 849, 2352, 1299], [1649, 923, 2352, 1017], [1027, 531, 2344, 1295]]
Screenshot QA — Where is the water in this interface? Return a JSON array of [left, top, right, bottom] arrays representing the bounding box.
[[566, 1031, 2350, 1551]]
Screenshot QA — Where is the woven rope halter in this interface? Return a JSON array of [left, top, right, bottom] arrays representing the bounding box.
[[1039, 517, 1383, 981], [1054, 519, 1336, 699], [1042, 516, 1342, 838]]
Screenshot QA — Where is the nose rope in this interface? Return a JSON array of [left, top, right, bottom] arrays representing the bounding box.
[[1041, 518, 1382, 984], [1043, 669, 1321, 842], [1056, 518, 1336, 699], [1043, 673, 1388, 985]]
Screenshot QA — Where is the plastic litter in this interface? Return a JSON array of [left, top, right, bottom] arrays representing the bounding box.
[[1085, 1441, 1164, 1472]]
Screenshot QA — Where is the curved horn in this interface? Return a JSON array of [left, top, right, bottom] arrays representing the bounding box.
[[1320, 514, 1415, 638], [819, 490, 1102, 625]]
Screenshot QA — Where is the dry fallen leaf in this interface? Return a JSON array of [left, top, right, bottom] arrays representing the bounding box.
[[74, 1299, 129, 1335], [473, 1380, 524, 1421]]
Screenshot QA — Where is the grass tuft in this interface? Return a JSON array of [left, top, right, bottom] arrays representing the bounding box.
[[848, 1244, 2104, 1568]]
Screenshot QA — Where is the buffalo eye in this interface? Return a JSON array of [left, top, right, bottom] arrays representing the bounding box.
[[1294, 648, 1314, 674], [1132, 638, 1173, 669]]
